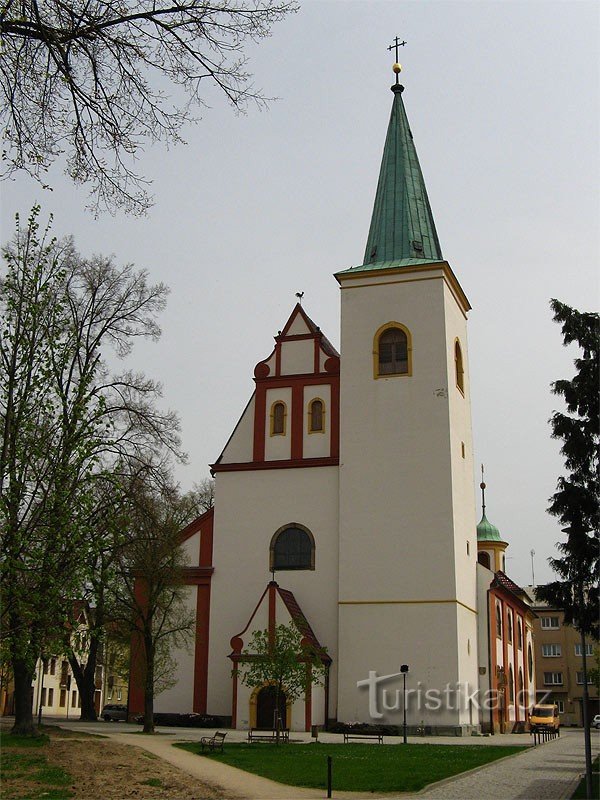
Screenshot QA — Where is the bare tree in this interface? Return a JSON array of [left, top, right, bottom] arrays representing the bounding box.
[[0, 207, 183, 734], [180, 477, 215, 521], [110, 481, 195, 734], [0, 0, 297, 213]]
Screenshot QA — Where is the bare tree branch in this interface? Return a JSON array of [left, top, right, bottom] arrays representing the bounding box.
[[1, 0, 298, 213]]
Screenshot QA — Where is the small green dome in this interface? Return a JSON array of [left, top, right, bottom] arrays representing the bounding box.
[[477, 514, 502, 542]]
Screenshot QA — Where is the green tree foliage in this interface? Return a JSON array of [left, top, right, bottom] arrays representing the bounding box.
[[0, 0, 297, 213], [536, 299, 599, 637], [0, 207, 182, 734], [237, 622, 327, 740]]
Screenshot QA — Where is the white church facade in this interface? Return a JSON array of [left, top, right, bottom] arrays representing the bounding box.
[[129, 70, 536, 735]]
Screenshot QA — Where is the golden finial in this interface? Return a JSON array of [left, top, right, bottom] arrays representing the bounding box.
[[387, 37, 407, 85]]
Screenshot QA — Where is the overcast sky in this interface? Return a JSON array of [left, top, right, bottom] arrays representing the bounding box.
[[1, 0, 598, 588]]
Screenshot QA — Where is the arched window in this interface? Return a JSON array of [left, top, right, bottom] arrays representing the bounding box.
[[308, 399, 325, 433], [478, 551, 491, 569], [270, 524, 315, 571], [455, 340, 464, 393], [508, 664, 514, 702], [507, 612, 513, 643], [518, 667, 524, 694], [270, 401, 286, 436], [517, 620, 523, 650], [374, 323, 412, 377], [528, 644, 533, 681], [496, 604, 502, 638]]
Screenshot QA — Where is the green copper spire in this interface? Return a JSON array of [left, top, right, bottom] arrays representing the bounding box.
[[362, 83, 443, 268], [476, 466, 505, 543], [477, 514, 503, 543]]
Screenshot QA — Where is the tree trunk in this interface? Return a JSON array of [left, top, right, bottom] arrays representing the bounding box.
[[11, 657, 36, 736], [143, 634, 154, 734], [68, 653, 98, 722], [579, 629, 593, 800]]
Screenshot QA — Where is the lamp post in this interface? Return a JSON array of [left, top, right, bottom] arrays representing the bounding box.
[[400, 664, 409, 744]]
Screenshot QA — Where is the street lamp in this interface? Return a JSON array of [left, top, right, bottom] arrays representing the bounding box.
[[400, 664, 409, 744]]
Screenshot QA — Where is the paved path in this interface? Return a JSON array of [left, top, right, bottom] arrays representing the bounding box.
[[416, 730, 596, 800], [54, 721, 598, 799]]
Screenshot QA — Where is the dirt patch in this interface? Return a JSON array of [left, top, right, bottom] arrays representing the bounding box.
[[2, 724, 225, 800], [50, 738, 225, 799]]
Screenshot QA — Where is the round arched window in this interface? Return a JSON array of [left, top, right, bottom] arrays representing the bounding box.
[[270, 525, 315, 570], [378, 327, 408, 375]]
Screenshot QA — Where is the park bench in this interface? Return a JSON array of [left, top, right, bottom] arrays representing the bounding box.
[[247, 728, 290, 743], [343, 732, 384, 744], [200, 731, 227, 752]]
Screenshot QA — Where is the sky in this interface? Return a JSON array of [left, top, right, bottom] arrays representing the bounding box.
[[1, 0, 598, 588]]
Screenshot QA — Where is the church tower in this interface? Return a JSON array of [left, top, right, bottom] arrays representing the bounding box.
[[335, 62, 479, 731]]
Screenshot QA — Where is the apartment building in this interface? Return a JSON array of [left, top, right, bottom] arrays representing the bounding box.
[[526, 587, 599, 726]]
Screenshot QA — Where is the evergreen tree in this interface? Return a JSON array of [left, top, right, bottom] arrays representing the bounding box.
[[536, 299, 599, 800], [536, 299, 599, 635]]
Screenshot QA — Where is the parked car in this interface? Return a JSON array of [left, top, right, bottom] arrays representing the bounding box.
[[133, 712, 221, 728], [592, 714, 600, 729], [102, 704, 128, 721]]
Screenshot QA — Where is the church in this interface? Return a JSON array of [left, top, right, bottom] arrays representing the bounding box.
[[129, 62, 537, 735]]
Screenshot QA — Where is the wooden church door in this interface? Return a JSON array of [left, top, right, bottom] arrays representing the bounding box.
[[256, 686, 286, 729]]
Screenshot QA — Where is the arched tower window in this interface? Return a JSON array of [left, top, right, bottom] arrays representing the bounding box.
[[517, 620, 523, 650], [374, 323, 412, 377], [308, 399, 325, 433], [455, 340, 464, 393], [478, 551, 491, 569], [270, 401, 287, 436], [527, 644, 533, 681], [507, 612, 513, 643], [270, 524, 315, 571], [496, 604, 502, 638]]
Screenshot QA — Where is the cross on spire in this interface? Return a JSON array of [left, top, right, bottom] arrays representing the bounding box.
[[480, 463, 487, 516], [387, 36, 407, 63]]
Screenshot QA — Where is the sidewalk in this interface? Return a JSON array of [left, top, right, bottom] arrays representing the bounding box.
[[100, 727, 597, 800], [416, 729, 596, 800]]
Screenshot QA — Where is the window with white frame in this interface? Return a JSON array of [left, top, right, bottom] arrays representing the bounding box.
[[576, 672, 593, 685], [543, 671, 563, 685], [540, 616, 560, 629], [556, 700, 565, 714], [575, 643, 594, 657], [542, 644, 562, 657]]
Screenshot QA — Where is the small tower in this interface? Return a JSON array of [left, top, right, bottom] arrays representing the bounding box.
[[335, 48, 479, 732], [476, 466, 508, 572]]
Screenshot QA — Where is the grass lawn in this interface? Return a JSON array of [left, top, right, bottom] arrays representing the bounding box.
[[571, 756, 599, 799], [0, 731, 74, 800], [176, 741, 526, 792]]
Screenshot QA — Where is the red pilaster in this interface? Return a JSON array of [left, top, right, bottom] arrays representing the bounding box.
[[193, 582, 211, 713], [268, 582, 277, 650], [513, 613, 521, 722], [304, 665, 312, 732], [291, 384, 304, 460], [127, 578, 148, 718], [253, 385, 266, 462], [231, 667, 238, 728]]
